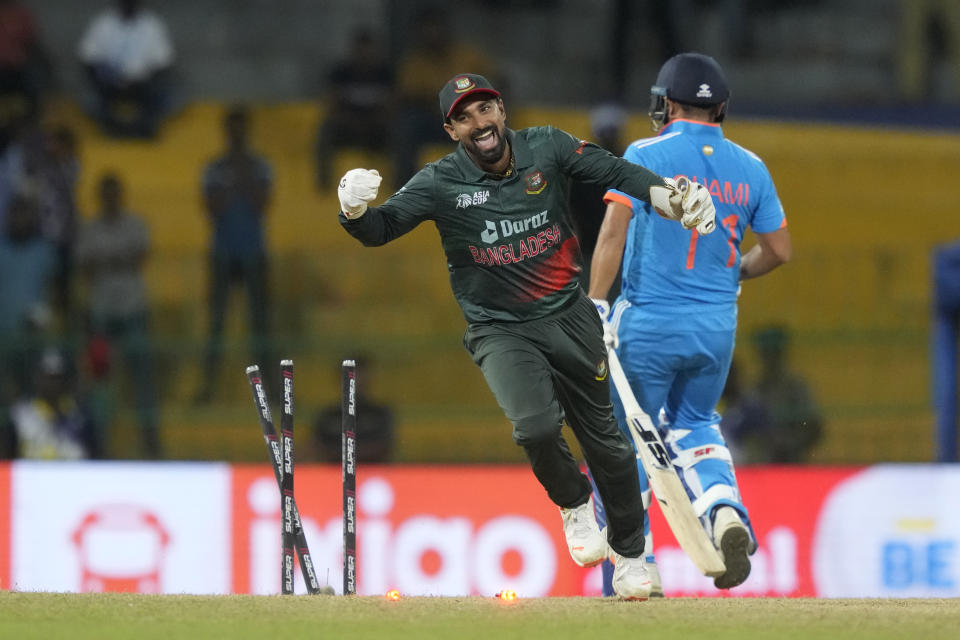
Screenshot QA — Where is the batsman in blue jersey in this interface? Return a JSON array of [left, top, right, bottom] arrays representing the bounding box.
[[589, 53, 792, 596]]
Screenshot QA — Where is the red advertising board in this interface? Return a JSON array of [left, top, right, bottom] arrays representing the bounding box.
[[231, 465, 592, 596], [645, 466, 861, 596], [230, 465, 865, 597]]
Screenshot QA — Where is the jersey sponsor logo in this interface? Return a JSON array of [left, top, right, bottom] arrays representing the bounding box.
[[479, 210, 549, 244], [468, 223, 562, 266], [456, 190, 490, 209], [480, 220, 499, 243], [525, 171, 547, 194]]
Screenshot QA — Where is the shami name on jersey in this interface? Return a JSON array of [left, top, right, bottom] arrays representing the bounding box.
[[679, 176, 750, 206]]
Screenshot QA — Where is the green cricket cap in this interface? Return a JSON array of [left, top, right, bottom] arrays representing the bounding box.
[[439, 73, 501, 120]]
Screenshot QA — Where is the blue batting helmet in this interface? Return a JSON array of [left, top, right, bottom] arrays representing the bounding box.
[[649, 52, 730, 132]]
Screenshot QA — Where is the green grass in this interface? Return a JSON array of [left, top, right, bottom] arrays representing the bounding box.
[[2, 593, 959, 640]]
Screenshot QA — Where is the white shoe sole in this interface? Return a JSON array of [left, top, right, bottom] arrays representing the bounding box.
[[570, 552, 605, 568], [617, 594, 650, 602]]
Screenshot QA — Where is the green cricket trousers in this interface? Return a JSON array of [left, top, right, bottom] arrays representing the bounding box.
[[463, 294, 645, 558]]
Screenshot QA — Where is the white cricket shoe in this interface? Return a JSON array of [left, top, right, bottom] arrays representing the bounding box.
[[610, 550, 652, 601], [559, 496, 607, 567], [647, 560, 664, 598], [712, 506, 751, 590]]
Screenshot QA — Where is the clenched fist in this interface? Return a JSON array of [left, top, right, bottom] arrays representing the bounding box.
[[649, 176, 716, 235], [338, 168, 382, 218]]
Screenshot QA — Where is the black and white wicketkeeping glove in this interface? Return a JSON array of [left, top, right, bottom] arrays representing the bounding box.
[[649, 176, 717, 235]]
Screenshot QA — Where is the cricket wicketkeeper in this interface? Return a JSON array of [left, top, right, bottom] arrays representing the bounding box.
[[336, 73, 716, 600]]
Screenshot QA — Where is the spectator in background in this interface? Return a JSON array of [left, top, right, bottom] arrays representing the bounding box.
[[310, 355, 395, 463], [0, 113, 34, 232], [36, 124, 80, 323], [315, 27, 394, 191], [932, 241, 960, 462], [750, 324, 823, 463], [0, 192, 56, 394], [0, 117, 80, 322], [0, 194, 56, 348], [77, 0, 174, 138], [568, 102, 627, 299], [194, 105, 272, 405], [897, 0, 960, 102], [391, 6, 498, 189], [718, 359, 773, 464], [1, 347, 98, 460], [587, 102, 628, 157], [0, 0, 52, 152], [75, 172, 159, 458], [0, 116, 79, 323]]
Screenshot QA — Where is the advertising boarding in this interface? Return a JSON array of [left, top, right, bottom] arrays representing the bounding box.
[[1, 462, 958, 598]]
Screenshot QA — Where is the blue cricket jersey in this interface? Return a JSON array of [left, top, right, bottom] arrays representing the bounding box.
[[605, 119, 787, 332]]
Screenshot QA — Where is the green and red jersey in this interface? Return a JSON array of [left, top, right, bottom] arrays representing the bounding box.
[[340, 126, 666, 323]]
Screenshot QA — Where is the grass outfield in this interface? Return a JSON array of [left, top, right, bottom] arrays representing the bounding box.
[[2, 593, 959, 639]]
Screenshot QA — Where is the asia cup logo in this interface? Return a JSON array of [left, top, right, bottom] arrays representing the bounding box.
[[457, 191, 490, 209]]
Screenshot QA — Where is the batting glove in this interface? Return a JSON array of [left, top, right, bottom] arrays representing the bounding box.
[[338, 168, 382, 218], [649, 176, 717, 235], [591, 298, 618, 349]]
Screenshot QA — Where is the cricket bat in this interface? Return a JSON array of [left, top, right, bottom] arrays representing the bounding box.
[[607, 347, 727, 577]]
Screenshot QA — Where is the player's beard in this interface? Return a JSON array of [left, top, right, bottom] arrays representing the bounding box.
[[463, 124, 508, 167]]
